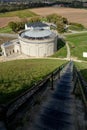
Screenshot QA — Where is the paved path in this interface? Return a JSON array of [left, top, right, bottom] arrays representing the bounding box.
[[66, 42, 71, 60], [30, 61, 77, 130], [64, 30, 87, 36], [0, 33, 18, 38]]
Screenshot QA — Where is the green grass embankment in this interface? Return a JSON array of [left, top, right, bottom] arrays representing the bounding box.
[[51, 38, 67, 58], [75, 62, 87, 82], [0, 26, 13, 33], [0, 59, 66, 104], [66, 32, 87, 61]]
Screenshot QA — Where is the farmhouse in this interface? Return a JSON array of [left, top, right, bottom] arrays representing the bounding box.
[[1, 22, 58, 57]]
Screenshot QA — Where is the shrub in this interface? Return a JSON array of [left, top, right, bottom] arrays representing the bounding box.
[[29, 17, 41, 23], [8, 22, 17, 32], [8, 21, 25, 32], [69, 22, 85, 29]]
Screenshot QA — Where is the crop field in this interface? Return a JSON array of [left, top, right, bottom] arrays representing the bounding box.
[[0, 7, 87, 28], [30, 7, 87, 27], [0, 9, 37, 18], [75, 62, 87, 82], [0, 59, 66, 104], [0, 9, 37, 28], [66, 32, 87, 61]]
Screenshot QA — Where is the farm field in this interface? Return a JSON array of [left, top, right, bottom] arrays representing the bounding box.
[[0, 59, 66, 104], [0, 7, 87, 28], [30, 7, 87, 27], [65, 32, 87, 61], [0, 9, 37, 28], [75, 62, 87, 82], [0, 9, 37, 18]]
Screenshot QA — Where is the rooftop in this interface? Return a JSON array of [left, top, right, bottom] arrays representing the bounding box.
[[20, 29, 53, 39], [1, 39, 19, 47], [26, 22, 49, 28]]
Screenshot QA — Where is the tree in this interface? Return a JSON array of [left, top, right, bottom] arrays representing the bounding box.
[[8, 22, 25, 32], [56, 21, 65, 33], [8, 22, 17, 32], [62, 17, 68, 24], [29, 17, 41, 23]]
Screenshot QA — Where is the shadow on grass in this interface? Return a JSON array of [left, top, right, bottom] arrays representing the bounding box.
[[57, 38, 65, 50], [79, 69, 87, 83], [51, 37, 66, 58]]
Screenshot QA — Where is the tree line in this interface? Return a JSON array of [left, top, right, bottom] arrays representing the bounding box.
[[9, 14, 68, 33]]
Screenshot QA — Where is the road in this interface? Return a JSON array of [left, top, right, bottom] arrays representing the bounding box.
[[0, 33, 18, 38]]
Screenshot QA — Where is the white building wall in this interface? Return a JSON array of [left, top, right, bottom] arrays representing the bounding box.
[[14, 44, 21, 54], [19, 35, 57, 57]]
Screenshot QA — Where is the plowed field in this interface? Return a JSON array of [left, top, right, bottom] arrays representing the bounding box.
[[30, 7, 87, 27], [0, 17, 20, 28]]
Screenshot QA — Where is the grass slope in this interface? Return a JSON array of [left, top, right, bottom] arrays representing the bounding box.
[[51, 38, 67, 58], [0, 9, 37, 18], [0, 59, 66, 104], [0, 26, 13, 33], [75, 62, 87, 82], [66, 32, 87, 61]]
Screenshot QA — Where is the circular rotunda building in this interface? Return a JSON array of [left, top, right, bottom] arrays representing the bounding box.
[[1, 22, 58, 57], [19, 28, 57, 57]]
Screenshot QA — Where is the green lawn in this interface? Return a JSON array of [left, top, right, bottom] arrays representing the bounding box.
[[75, 62, 87, 82], [0, 26, 13, 33], [0, 59, 66, 104], [69, 25, 86, 31], [0, 9, 37, 18], [51, 38, 67, 58], [66, 32, 87, 61]]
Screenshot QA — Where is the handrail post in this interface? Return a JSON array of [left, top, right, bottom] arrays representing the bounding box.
[[58, 67, 60, 79], [73, 76, 78, 94], [51, 73, 54, 90]]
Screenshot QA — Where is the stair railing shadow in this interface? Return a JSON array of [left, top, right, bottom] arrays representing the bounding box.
[[73, 65, 87, 120]]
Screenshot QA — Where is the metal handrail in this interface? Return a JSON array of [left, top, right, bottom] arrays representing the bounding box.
[[73, 65, 87, 115]]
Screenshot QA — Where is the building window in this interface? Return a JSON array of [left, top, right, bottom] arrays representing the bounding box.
[[17, 50, 19, 53], [13, 49, 14, 53]]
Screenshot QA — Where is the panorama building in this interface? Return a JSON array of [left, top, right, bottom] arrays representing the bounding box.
[[1, 22, 58, 57]]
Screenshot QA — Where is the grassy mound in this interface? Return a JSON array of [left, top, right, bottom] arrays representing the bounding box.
[[66, 32, 87, 61], [0, 59, 66, 104], [75, 62, 87, 82]]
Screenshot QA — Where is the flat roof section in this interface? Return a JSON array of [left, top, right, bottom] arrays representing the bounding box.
[[21, 29, 52, 39], [26, 22, 49, 28]]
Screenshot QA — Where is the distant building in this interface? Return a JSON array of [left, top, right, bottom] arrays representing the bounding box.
[[1, 22, 58, 57], [25, 22, 50, 30]]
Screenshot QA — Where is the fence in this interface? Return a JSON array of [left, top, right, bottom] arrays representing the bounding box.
[[73, 65, 87, 119]]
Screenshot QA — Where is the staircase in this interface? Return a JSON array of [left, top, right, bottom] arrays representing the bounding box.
[[31, 61, 77, 130]]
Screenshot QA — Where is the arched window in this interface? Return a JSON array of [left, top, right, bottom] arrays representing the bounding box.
[[13, 49, 14, 53], [17, 50, 19, 53]]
